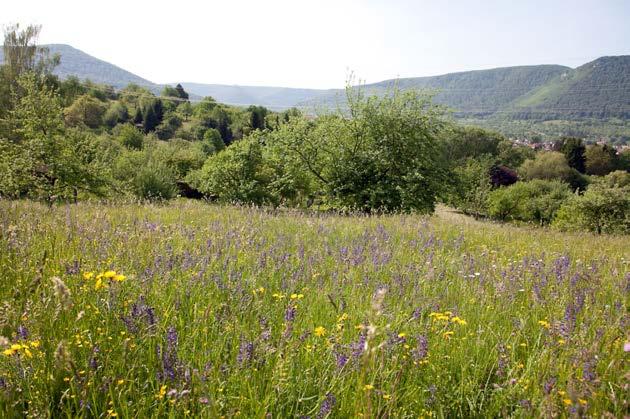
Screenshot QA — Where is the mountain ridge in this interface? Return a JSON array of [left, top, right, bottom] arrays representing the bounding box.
[[1, 43, 628, 120]]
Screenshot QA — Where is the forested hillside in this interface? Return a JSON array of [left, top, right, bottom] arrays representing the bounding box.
[[510, 56, 630, 119], [2, 44, 629, 126], [303, 65, 570, 116]]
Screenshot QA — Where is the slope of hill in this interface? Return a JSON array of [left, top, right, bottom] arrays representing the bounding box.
[[1, 43, 628, 123], [300, 65, 571, 116], [0, 44, 158, 90], [509, 56, 630, 119], [179, 83, 331, 109]]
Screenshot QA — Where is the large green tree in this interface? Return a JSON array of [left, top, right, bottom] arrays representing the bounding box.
[[554, 137, 586, 173]]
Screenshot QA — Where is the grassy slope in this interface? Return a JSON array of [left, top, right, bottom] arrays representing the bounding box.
[[0, 201, 628, 417]]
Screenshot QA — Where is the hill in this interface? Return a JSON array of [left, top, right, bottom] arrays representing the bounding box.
[[0, 44, 158, 90], [1, 44, 629, 124], [301, 65, 571, 117], [179, 83, 332, 110], [508, 56, 630, 119]]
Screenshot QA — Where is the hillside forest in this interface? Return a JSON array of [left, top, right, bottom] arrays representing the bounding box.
[[1, 25, 629, 234]]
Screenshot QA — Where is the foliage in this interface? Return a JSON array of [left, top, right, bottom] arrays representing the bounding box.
[[102, 102, 129, 128], [114, 123, 144, 150], [188, 136, 274, 205], [553, 184, 630, 234], [445, 156, 495, 216], [554, 137, 586, 173], [519, 152, 588, 190], [584, 144, 618, 176], [487, 180, 571, 224], [64, 94, 107, 128]]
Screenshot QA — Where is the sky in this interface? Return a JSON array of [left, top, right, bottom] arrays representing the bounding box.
[[3, 0, 630, 89]]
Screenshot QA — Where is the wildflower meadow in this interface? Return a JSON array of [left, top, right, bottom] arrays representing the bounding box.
[[0, 200, 628, 417]]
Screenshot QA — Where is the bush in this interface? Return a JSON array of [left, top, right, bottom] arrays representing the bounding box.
[[519, 151, 588, 190], [188, 136, 274, 205], [132, 162, 177, 200], [115, 123, 144, 150], [553, 184, 630, 234], [446, 157, 495, 216], [487, 180, 571, 225]]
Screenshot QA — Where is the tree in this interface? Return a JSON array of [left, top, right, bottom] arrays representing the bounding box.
[[585, 144, 617, 176], [175, 84, 189, 100], [201, 128, 225, 154], [487, 180, 571, 225], [0, 24, 59, 136], [554, 137, 586, 173], [142, 103, 159, 133], [445, 156, 495, 216], [1, 73, 106, 200], [519, 151, 587, 190], [441, 126, 504, 163], [64, 94, 107, 128], [177, 101, 193, 121], [553, 184, 630, 234], [248, 105, 269, 131], [272, 86, 449, 212], [115, 123, 144, 150], [103, 102, 129, 128], [188, 136, 275, 205]]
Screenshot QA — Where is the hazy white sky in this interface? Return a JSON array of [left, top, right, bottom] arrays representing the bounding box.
[[3, 0, 630, 88]]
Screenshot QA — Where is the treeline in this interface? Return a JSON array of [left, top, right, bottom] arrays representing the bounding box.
[[1, 25, 629, 234], [444, 132, 630, 234]]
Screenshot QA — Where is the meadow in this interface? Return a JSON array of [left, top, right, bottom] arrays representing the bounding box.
[[0, 200, 628, 417]]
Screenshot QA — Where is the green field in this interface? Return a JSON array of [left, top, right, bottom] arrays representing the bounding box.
[[0, 201, 628, 417]]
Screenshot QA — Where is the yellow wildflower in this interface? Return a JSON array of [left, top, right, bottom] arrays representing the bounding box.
[[157, 385, 167, 399], [314, 326, 326, 337], [3, 348, 16, 356], [382, 394, 391, 400], [363, 384, 374, 391], [112, 274, 126, 282], [83, 272, 94, 280], [563, 399, 572, 406], [451, 317, 467, 325], [442, 331, 454, 339], [538, 320, 550, 329], [94, 278, 106, 290], [103, 271, 116, 278], [578, 399, 587, 406]]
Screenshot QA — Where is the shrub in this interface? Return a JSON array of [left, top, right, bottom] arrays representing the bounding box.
[[188, 136, 274, 205], [553, 184, 630, 234], [115, 123, 144, 150], [132, 162, 177, 200], [487, 180, 571, 225], [519, 151, 587, 190]]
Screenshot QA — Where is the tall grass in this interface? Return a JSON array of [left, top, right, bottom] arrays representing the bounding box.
[[0, 200, 628, 417]]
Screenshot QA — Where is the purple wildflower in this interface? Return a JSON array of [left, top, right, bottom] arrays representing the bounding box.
[[412, 335, 428, 362], [317, 392, 336, 418], [17, 325, 29, 340], [543, 377, 556, 395], [237, 340, 255, 365]]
